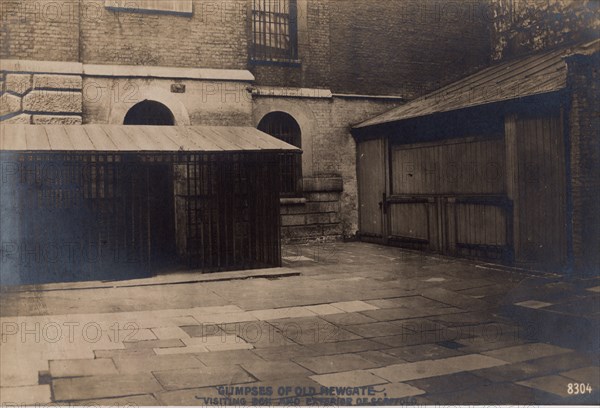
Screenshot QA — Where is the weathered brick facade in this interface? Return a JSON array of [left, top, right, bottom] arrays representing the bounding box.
[[490, 0, 600, 61], [1, 0, 597, 252], [566, 50, 600, 275]]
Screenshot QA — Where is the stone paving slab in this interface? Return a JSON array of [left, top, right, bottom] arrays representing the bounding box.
[[344, 321, 409, 338], [0, 384, 52, 405], [251, 345, 321, 361], [293, 353, 380, 374], [427, 382, 541, 404], [370, 354, 507, 382], [112, 354, 206, 374], [383, 344, 465, 362], [123, 338, 185, 349], [561, 366, 600, 384], [241, 361, 314, 381], [196, 349, 266, 366], [305, 304, 345, 315], [319, 312, 378, 326], [151, 326, 190, 340], [482, 343, 572, 363], [329, 301, 379, 313], [310, 369, 389, 387], [69, 394, 160, 406], [154, 345, 209, 355], [376, 382, 426, 398], [193, 312, 258, 324], [250, 307, 318, 321], [406, 371, 491, 395], [153, 366, 256, 390], [517, 375, 574, 398], [355, 350, 407, 366], [470, 352, 594, 382], [94, 348, 156, 359], [49, 358, 118, 377], [360, 307, 459, 322], [52, 373, 163, 401], [306, 339, 387, 355]]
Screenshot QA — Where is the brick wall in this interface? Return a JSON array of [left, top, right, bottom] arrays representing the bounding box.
[[80, 0, 248, 68], [566, 50, 600, 276], [249, 0, 331, 89], [0, 0, 80, 62], [329, 0, 492, 98], [490, 0, 600, 61], [1, 0, 249, 69]]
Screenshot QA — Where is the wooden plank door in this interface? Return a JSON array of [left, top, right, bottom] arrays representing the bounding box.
[[357, 138, 387, 241]]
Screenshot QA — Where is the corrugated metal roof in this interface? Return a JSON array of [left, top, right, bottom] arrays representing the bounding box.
[[355, 40, 599, 129], [0, 125, 302, 153]]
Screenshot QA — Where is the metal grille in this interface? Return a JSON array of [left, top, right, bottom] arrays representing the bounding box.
[[257, 112, 302, 195], [251, 0, 298, 62], [1, 151, 283, 283]]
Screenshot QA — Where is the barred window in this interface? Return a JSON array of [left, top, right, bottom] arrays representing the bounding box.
[[251, 0, 298, 63], [258, 112, 302, 195]]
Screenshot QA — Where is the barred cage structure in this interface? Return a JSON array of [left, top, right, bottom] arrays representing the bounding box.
[[0, 125, 300, 284]]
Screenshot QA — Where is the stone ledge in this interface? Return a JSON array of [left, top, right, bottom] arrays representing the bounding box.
[[1, 59, 83, 74], [302, 177, 343, 193], [280, 197, 307, 205], [32, 115, 82, 125], [84, 64, 255, 82]]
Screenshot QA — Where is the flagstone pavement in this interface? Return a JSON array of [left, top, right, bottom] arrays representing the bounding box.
[[1, 242, 598, 405]]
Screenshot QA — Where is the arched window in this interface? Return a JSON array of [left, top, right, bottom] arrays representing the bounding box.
[[258, 112, 302, 195], [124, 100, 175, 125]]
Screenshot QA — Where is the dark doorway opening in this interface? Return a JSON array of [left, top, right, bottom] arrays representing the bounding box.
[[124, 100, 175, 126], [147, 164, 177, 269], [257, 111, 302, 195]]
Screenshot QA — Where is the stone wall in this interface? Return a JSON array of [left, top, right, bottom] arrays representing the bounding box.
[[0, 66, 83, 124], [490, 0, 600, 61], [255, 94, 403, 242], [82, 74, 253, 126], [329, 0, 492, 97], [566, 49, 600, 276]]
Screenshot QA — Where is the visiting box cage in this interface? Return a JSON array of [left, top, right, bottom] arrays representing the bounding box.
[[0, 124, 300, 284]]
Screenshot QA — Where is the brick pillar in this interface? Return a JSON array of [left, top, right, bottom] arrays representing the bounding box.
[[566, 50, 600, 276]]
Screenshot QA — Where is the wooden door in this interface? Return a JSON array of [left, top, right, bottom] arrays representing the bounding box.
[[357, 138, 387, 241]]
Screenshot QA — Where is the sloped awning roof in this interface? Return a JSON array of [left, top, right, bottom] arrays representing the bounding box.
[[354, 40, 599, 129], [0, 125, 301, 153]]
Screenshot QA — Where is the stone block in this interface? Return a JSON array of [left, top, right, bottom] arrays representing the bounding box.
[[1, 93, 21, 116], [5, 74, 32, 95], [49, 359, 118, 378], [306, 192, 340, 202], [23, 91, 82, 113], [153, 366, 255, 390], [32, 115, 82, 125], [306, 201, 340, 213], [2, 113, 31, 124], [34, 74, 83, 90], [282, 214, 306, 226], [303, 177, 344, 192], [306, 213, 332, 225], [52, 374, 163, 401], [281, 203, 307, 215]]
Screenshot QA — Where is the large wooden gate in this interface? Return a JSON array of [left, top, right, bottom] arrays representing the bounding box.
[[356, 111, 569, 270], [386, 136, 512, 261]]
